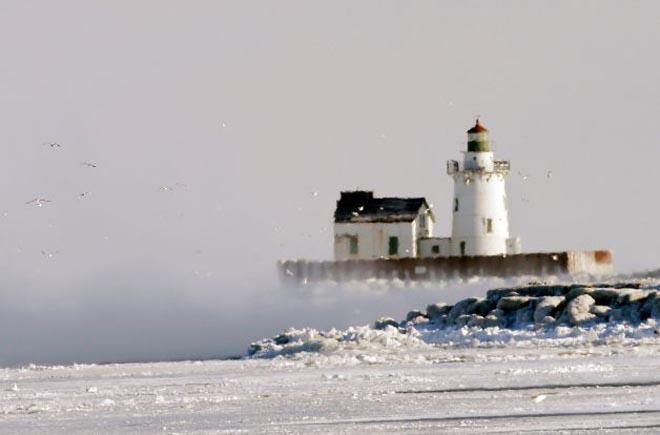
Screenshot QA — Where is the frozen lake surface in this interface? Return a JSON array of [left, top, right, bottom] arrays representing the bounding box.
[[2, 341, 660, 433]]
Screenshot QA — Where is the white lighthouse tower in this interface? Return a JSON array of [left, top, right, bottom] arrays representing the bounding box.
[[446, 119, 521, 256]]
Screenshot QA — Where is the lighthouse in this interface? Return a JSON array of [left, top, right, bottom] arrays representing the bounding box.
[[280, 118, 616, 284], [446, 119, 521, 256]]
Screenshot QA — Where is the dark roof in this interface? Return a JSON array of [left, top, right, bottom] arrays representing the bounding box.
[[334, 191, 433, 223], [467, 119, 488, 133]]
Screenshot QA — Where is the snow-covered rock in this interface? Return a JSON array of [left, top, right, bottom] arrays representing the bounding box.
[[248, 281, 660, 360], [447, 298, 479, 323], [426, 302, 450, 321], [590, 305, 611, 317], [374, 317, 399, 330], [406, 310, 426, 322], [497, 295, 534, 312], [534, 296, 564, 324], [468, 298, 494, 317], [562, 294, 596, 326]]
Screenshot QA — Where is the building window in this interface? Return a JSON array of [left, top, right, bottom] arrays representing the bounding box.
[[486, 218, 493, 233], [388, 236, 399, 256], [432, 245, 440, 254], [349, 236, 358, 254], [454, 198, 459, 212], [460, 241, 466, 256]]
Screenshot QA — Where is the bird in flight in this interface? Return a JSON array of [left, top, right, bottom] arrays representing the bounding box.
[[26, 198, 52, 207], [43, 142, 62, 148], [81, 162, 97, 168], [41, 249, 59, 259], [158, 182, 187, 192]]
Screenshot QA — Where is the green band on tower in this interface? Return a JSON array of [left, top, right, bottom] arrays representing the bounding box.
[[467, 119, 491, 152]]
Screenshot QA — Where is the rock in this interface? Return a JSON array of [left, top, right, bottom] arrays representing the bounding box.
[[497, 296, 533, 312], [565, 287, 593, 302], [426, 303, 451, 321], [274, 334, 290, 345], [525, 285, 573, 298], [570, 312, 597, 325], [540, 316, 556, 326], [515, 306, 535, 325], [486, 288, 519, 304], [589, 305, 611, 317], [562, 294, 596, 326], [447, 298, 479, 324], [516, 285, 570, 298], [406, 310, 427, 322], [641, 292, 660, 319], [486, 285, 575, 303], [608, 303, 642, 324], [455, 314, 474, 328], [590, 288, 623, 305], [374, 317, 399, 330], [248, 342, 264, 355], [466, 314, 486, 328], [411, 316, 429, 325], [534, 296, 564, 324], [480, 309, 506, 328], [468, 299, 495, 317], [608, 282, 643, 289], [617, 289, 651, 305], [482, 314, 504, 328], [608, 308, 624, 323]]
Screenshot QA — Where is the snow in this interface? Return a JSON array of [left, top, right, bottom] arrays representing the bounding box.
[[3, 280, 660, 432], [1, 343, 660, 432]]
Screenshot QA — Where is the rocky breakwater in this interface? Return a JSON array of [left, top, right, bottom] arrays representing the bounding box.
[[376, 282, 660, 331]]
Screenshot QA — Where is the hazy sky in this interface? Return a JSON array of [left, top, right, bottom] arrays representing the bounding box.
[[0, 1, 658, 365]]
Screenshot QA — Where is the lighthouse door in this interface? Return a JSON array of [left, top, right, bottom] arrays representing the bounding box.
[[460, 241, 466, 256]]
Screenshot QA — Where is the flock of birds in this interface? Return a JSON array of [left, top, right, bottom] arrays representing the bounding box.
[[23, 142, 100, 208], [26, 142, 188, 207], [23, 133, 551, 262], [19, 141, 195, 262]]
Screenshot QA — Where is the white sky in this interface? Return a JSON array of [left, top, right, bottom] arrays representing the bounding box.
[[0, 1, 658, 364]]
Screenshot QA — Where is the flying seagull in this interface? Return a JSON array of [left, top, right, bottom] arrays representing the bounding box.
[[26, 198, 52, 207], [43, 142, 62, 148], [41, 249, 59, 258], [158, 182, 187, 192], [81, 162, 97, 168]]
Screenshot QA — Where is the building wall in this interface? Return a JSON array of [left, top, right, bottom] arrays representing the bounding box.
[[334, 222, 414, 260], [418, 237, 451, 257], [333, 209, 432, 260], [450, 151, 511, 256], [279, 250, 615, 285]]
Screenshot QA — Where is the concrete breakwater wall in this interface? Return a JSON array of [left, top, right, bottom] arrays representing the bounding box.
[[278, 250, 613, 285]]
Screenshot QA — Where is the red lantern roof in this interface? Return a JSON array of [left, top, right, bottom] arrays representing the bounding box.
[[467, 119, 488, 133]]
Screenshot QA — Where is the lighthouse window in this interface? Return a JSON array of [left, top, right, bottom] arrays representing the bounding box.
[[388, 236, 399, 256], [432, 245, 440, 254], [486, 218, 493, 233], [454, 198, 459, 212], [349, 236, 359, 254]]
